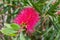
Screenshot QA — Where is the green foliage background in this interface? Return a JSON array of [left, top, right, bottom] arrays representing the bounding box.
[[0, 0, 60, 40]]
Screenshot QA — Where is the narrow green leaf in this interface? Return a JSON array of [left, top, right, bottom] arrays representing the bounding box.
[[19, 32, 26, 40], [42, 0, 53, 14]]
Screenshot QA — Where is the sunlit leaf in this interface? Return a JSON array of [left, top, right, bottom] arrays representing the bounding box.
[[11, 23, 20, 31], [0, 28, 17, 36]]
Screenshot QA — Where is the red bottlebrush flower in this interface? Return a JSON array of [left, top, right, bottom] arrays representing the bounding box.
[[14, 6, 40, 33]]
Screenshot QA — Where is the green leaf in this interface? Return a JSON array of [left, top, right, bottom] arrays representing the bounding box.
[[11, 23, 20, 31], [1, 23, 20, 36], [0, 28, 17, 36], [42, 0, 53, 14], [25, 36, 31, 40], [12, 37, 17, 40], [19, 32, 26, 40], [4, 23, 12, 28], [43, 26, 53, 36]]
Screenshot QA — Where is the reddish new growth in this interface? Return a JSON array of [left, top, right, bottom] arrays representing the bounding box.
[[57, 11, 60, 15], [56, 10, 60, 15]]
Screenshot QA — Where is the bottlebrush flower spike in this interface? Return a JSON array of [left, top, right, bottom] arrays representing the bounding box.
[[14, 6, 40, 33]]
